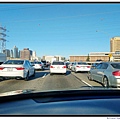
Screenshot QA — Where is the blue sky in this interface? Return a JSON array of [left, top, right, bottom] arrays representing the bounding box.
[[0, 3, 120, 58]]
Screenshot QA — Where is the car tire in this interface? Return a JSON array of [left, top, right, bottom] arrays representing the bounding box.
[[74, 68, 77, 73], [50, 73, 52, 75], [103, 76, 109, 88], [88, 72, 92, 81], [25, 72, 29, 81]]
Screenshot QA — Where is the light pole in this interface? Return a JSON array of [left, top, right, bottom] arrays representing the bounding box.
[[96, 30, 110, 39], [96, 30, 111, 61]]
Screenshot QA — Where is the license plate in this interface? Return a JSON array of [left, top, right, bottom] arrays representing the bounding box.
[[7, 68, 13, 71], [57, 66, 60, 69]]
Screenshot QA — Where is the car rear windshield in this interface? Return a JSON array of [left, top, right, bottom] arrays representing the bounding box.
[[111, 63, 120, 69], [34, 62, 42, 64], [77, 62, 88, 65], [52, 62, 64, 65], [3, 60, 24, 65]]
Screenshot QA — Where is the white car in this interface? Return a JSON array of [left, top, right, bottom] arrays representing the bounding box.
[[50, 61, 67, 75], [71, 62, 91, 73], [32, 61, 44, 70], [0, 60, 35, 81], [68, 62, 74, 69]]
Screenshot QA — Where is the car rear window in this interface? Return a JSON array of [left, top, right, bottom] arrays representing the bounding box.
[[77, 62, 88, 65], [4, 60, 24, 65], [52, 62, 64, 65], [111, 63, 120, 69], [38, 62, 42, 64], [34, 62, 41, 64]]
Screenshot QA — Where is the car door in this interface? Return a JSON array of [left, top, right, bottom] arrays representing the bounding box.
[[93, 63, 108, 83], [27, 61, 34, 76], [97, 63, 108, 83], [91, 63, 102, 82], [71, 63, 76, 71]]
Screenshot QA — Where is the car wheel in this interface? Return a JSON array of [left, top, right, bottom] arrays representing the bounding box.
[[50, 72, 52, 75], [25, 72, 29, 81], [74, 68, 77, 73], [88, 72, 92, 81], [103, 76, 109, 88]]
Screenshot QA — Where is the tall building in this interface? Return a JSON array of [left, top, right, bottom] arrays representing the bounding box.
[[110, 37, 120, 52], [3, 49, 10, 57], [13, 46, 18, 58], [20, 48, 30, 60], [10, 49, 13, 58]]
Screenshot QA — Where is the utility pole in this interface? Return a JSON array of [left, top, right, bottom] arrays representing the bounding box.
[[0, 25, 8, 53]]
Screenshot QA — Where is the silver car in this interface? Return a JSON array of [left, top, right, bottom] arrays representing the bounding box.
[[88, 62, 120, 88]]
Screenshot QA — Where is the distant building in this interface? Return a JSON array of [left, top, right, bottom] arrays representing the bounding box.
[[13, 46, 18, 58], [69, 52, 114, 62], [20, 48, 30, 60], [43, 55, 65, 63], [110, 37, 120, 52], [3, 49, 10, 57], [30, 51, 40, 61], [10, 49, 13, 58]]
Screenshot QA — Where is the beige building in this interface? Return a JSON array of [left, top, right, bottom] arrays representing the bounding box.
[[69, 52, 114, 62], [20, 48, 30, 60], [69, 55, 109, 62], [110, 37, 120, 52]]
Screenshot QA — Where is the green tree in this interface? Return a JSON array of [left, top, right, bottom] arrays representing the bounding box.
[[86, 54, 90, 61]]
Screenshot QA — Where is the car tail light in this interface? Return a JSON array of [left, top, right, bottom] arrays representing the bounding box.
[[39, 64, 42, 66], [62, 66, 66, 68], [112, 71, 120, 76], [16, 67, 25, 70], [87, 66, 91, 68], [0, 67, 4, 70], [50, 66, 54, 68], [76, 66, 80, 68]]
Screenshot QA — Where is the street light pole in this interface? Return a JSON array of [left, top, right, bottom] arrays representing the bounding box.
[[96, 30, 111, 61]]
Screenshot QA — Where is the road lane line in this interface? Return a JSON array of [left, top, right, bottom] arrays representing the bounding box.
[[72, 73, 93, 87], [42, 73, 47, 78]]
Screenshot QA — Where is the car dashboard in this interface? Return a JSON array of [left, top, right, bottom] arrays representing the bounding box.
[[0, 89, 120, 115]]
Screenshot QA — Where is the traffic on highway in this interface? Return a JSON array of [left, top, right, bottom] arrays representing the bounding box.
[[1, 3, 120, 116], [0, 61, 103, 93]]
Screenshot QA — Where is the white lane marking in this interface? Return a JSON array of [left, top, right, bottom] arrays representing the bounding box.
[[42, 73, 47, 78], [80, 79, 93, 87], [72, 72, 93, 87]]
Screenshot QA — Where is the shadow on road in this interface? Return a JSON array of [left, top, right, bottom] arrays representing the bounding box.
[[50, 70, 71, 76], [29, 71, 50, 81]]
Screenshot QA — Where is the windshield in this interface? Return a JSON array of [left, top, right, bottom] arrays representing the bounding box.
[[0, 3, 120, 96], [52, 61, 64, 65], [3, 60, 24, 65], [77, 62, 88, 65], [111, 63, 120, 69]]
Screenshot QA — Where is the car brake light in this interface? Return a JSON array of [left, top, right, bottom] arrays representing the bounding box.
[[16, 67, 25, 70], [0, 67, 4, 70], [62, 66, 66, 68], [112, 71, 120, 76], [50, 66, 54, 68], [87, 66, 91, 68]]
